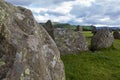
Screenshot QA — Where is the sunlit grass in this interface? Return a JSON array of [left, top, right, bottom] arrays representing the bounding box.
[[82, 31, 93, 38], [61, 31, 120, 80], [82, 31, 93, 47]]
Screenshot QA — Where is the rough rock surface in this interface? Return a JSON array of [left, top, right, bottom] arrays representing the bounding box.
[[91, 28, 114, 51], [44, 20, 55, 40], [0, 0, 65, 80], [54, 28, 88, 54], [113, 30, 120, 39]]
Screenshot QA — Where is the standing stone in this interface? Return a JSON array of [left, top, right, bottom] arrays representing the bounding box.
[[91, 28, 114, 51], [54, 28, 88, 54], [91, 25, 97, 35], [44, 20, 55, 40], [75, 25, 82, 31], [113, 30, 120, 39], [0, 1, 65, 80]]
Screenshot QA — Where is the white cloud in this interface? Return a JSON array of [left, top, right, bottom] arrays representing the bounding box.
[[74, 18, 83, 23], [25, 7, 48, 14], [95, 24, 108, 27], [99, 17, 111, 22], [34, 13, 75, 23], [51, 1, 73, 15], [74, 0, 95, 7], [5, 0, 120, 26], [29, 0, 96, 24]]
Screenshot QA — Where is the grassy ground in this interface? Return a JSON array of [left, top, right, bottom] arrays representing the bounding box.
[[61, 31, 120, 80], [82, 31, 93, 47]]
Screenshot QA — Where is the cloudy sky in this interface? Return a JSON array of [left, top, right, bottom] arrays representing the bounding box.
[[5, 0, 120, 27]]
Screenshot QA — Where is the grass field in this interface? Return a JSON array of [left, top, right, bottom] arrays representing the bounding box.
[[61, 31, 120, 80], [82, 31, 93, 47]]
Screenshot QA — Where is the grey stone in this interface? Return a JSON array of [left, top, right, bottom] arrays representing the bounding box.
[[0, 0, 65, 80], [91, 28, 114, 51], [54, 28, 88, 54], [44, 20, 55, 40]]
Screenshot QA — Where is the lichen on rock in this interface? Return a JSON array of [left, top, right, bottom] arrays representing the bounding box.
[[54, 28, 88, 54], [91, 28, 114, 51], [0, 0, 65, 80]]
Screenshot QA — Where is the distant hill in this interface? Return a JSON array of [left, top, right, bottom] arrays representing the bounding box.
[[54, 23, 96, 31], [53, 23, 76, 30], [96, 27, 120, 31], [40, 22, 120, 31]]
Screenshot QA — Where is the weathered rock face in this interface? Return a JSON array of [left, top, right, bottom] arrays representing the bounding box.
[[44, 20, 55, 40], [54, 28, 88, 54], [0, 0, 65, 80], [113, 30, 120, 39], [91, 28, 114, 51]]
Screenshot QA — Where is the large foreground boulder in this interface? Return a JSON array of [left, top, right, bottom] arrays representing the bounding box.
[[54, 28, 88, 54], [91, 28, 114, 51], [0, 0, 65, 80], [113, 30, 120, 39]]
